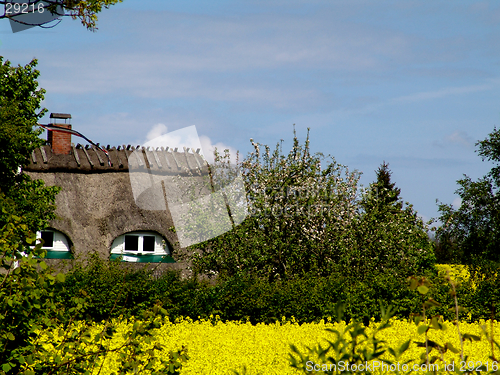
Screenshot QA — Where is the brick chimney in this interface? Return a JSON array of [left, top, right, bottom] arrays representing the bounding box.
[[48, 113, 72, 155]]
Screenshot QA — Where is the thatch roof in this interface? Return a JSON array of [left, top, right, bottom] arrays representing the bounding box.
[[24, 144, 209, 175]]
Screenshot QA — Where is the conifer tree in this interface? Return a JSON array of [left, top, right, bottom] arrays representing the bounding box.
[[350, 162, 435, 278], [374, 161, 401, 208]]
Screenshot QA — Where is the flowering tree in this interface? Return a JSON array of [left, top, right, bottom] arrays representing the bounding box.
[[186, 130, 436, 281], [189, 129, 362, 281]]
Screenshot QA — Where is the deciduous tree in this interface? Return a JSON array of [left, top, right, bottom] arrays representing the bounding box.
[[189, 129, 362, 281], [189, 133, 436, 281], [1, 0, 122, 31], [435, 127, 500, 265], [0, 57, 188, 375], [0, 57, 59, 235]]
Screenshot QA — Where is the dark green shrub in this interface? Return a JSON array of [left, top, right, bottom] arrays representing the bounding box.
[[56, 256, 496, 325], [153, 271, 215, 320], [59, 253, 158, 321]]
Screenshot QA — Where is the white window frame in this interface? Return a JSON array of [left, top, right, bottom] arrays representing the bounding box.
[[35, 229, 71, 253], [14, 229, 72, 267], [110, 231, 169, 258]]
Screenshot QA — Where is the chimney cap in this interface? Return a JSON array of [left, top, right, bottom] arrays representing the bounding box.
[[50, 113, 72, 119]]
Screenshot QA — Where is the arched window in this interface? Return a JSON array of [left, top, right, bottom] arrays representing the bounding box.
[[35, 229, 72, 259], [110, 231, 175, 263]]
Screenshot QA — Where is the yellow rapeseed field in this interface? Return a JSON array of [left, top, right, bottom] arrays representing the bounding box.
[[35, 316, 500, 374]]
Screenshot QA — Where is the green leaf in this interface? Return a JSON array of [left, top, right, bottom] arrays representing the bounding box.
[[423, 298, 440, 308], [430, 316, 442, 330], [463, 333, 481, 342], [2, 363, 11, 373], [448, 306, 467, 313], [399, 339, 411, 354], [430, 355, 440, 363], [445, 342, 460, 354], [417, 285, 429, 294], [417, 325, 428, 335], [426, 340, 442, 349], [408, 277, 418, 290], [414, 341, 426, 348]]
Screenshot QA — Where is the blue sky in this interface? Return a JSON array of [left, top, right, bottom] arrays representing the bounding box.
[[2, 0, 500, 223]]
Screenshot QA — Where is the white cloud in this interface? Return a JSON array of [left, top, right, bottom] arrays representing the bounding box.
[[146, 123, 169, 142], [432, 130, 476, 151], [141, 124, 238, 165], [199, 135, 239, 165], [446, 131, 475, 149], [452, 197, 462, 209]]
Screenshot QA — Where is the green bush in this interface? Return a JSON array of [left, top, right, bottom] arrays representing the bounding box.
[[55, 257, 499, 325], [467, 265, 500, 321], [59, 253, 160, 321]]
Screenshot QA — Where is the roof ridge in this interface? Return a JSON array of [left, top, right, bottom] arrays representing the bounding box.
[[24, 144, 209, 174]]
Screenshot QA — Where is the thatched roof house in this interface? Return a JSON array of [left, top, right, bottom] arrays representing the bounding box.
[[23, 114, 211, 272]]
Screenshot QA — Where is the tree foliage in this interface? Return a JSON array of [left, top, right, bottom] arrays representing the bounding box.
[[0, 57, 188, 374], [1, 0, 122, 31], [0, 57, 59, 234], [435, 127, 500, 265], [189, 130, 435, 281], [0, 209, 186, 373], [188, 129, 361, 281], [349, 163, 435, 278], [367, 161, 402, 209]]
